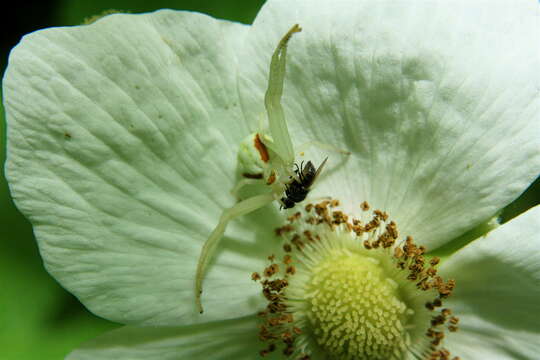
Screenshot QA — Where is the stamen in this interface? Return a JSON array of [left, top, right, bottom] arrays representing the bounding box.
[[252, 199, 460, 360]]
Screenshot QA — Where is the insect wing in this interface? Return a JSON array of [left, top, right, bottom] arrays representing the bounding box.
[[306, 157, 328, 189]]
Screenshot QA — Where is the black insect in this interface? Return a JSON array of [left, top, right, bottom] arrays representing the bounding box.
[[281, 157, 328, 209]]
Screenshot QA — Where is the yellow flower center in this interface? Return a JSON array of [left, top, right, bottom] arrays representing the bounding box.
[[306, 251, 409, 359], [253, 200, 460, 360]]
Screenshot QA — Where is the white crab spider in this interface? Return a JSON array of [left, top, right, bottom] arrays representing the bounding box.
[[195, 24, 346, 313]]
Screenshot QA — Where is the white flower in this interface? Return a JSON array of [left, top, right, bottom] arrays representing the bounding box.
[[3, 0, 539, 359]]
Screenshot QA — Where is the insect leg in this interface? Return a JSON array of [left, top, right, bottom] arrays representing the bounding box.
[[299, 160, 305, 182], [195, 192, 274, 314], [294, 162, 300, 175]]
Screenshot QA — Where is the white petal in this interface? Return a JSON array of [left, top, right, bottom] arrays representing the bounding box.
[[67, 315, 268, 360], [440, 205, 540, 359], [237, 0, 540, 249], [3, 10, 278, 325]]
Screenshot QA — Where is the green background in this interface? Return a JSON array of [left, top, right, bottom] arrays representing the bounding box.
[[1, 1, 263, 359], [1, 1, 538, 359]]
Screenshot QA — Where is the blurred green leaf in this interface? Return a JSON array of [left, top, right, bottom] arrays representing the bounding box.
[[0, 247, 118, 360], [58, 0, 265, 25]]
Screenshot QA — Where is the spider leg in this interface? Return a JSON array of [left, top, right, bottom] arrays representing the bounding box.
[[230, 177, 264, 200], [264, 24, 301, 166], [296, 140, 351, 156], [195, 193, 274, 314]]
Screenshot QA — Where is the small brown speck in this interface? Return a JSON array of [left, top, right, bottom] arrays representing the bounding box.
[[252, 272, 261, 281], [360, 201, 370, 211]]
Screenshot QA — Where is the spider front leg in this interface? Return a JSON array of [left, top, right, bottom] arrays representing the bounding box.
[[195, 193, 274, 313], [297, 140, 351, 156], [262, 24, 301, 167]]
